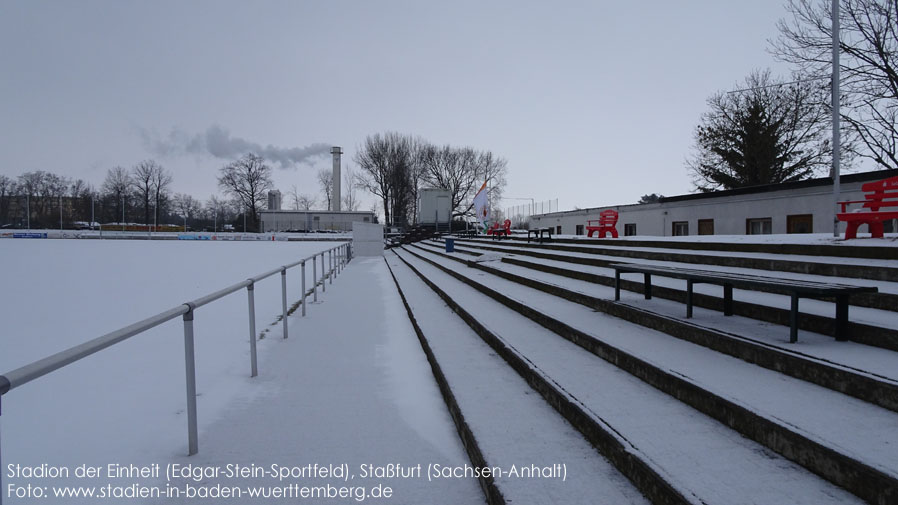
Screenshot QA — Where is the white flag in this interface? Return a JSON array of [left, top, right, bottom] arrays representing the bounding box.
[[472, 181, 489, 231]]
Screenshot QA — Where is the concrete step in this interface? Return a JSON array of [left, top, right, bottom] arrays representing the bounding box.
[[386, 255, 651, 505], [392, 247, 874, 505], [453, 237, 898, 282]]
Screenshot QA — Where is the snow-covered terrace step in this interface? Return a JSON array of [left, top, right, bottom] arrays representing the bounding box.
[[456, 238, 898, 282], [392, 247, 872, 505], [442, 239, 898, 312], [385, 255, 651, 505], [415, 242, 898, 413], [506, 233, 898, 261], [425, 242, 898, 356]]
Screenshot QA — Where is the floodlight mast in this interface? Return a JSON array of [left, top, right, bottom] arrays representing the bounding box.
[[831, 0, 841, 237]]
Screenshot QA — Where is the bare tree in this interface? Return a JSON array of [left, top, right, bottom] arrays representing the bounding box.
[[317, 168, 333, 210], [217, 153, 273, 232], [132, 160, 159, 225], [288, 184, 317, 210], [102, 166, 131, 223], [354, 132, 426, 226], [773, 0, 898, 169], [0, 175, 14, 225], [172, 193, 201, 228], [687, 69, 834, 191], [342, 163, 361, 211], [150, 164, 172, 228]]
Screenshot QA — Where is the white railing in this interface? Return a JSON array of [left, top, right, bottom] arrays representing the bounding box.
[[0, 241, 353, 502]]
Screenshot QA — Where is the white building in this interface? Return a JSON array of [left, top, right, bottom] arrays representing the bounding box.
[[259, 210, 375, 232], [531, 170, 898, 237]]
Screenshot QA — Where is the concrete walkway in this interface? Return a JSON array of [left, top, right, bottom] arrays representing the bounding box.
[[158, 257, 484, 504]]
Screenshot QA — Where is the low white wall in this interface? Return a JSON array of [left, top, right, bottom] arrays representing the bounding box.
[[352, 222, 384, 256]]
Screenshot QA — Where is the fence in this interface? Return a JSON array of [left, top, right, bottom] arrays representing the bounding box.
[[0, 241, 352, 503], [504, 199, 558, 228]]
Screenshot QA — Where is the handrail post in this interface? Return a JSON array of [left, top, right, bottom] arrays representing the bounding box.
[[301, 260, 307, 317], [321, 253, 326, 293], [312, 256, 318, 302], [247, 282, 258, 377], [281, 267, 288, 339], [329, 250, 334, 284], [182, 303, 199, 456]]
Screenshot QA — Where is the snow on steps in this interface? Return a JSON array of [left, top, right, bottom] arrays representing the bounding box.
[[390, 247, 872, 505], [434, 239, 898, 352], [385, 255, 650, 505], [454, 237, 898, 282], [417, 242, 898, 402]]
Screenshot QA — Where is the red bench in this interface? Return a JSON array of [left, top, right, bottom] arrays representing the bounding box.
[[837, 175, 898, 239], [486, 219, 511, 239], [586, 209, 619, 238]]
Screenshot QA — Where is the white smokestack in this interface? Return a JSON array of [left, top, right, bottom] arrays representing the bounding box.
[[331, 146, 342, 211]]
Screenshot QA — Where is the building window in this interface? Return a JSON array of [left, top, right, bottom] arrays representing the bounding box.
[[698, 219, 714, 235], [746, 218, 772, 235], [556, 225, 562, 235], [575, 224, 584, 235], [624, 223, 636, 236], [363, 217, 370, 222], [787, 214, 813, 234], [672, 221, 689, 236]]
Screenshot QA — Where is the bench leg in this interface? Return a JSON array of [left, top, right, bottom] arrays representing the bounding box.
[[844, 221, 860, 240], [790, 294, 799, 343], [686, 280, 694, 318], [835, 295, 849, 341], [723, 284, 733, 315], [614, 270, 621, 301], [871, 221, 884, 239], [644, 273, 652, 299]]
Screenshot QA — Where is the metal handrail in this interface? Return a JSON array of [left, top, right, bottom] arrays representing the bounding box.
[[0, 240, 353, 476]]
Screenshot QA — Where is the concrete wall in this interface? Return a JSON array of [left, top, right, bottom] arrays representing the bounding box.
[[352, 221, 384, 256], [532, 172, 897, 236], [260, 211, 374, 232]]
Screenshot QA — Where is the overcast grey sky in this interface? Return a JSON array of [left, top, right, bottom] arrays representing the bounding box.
[[0, 0, 797, 215]]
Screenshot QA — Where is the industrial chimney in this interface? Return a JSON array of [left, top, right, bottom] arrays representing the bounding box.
[[331, 146, 342, 212]]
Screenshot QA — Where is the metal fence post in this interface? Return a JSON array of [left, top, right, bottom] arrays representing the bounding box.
[[281, 267, 288, 339], [182, 303, 199, 456], [329, 250, 334, 284], [312, 256, 318, 302], [247, 282, 258, 377], [321, 253, 326, 293], [301, 260, 307, 317]]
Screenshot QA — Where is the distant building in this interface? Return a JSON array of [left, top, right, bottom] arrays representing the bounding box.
[[531, 170, 898, 237], [259, 210, 375, 232], [268, 190, 282, 211]]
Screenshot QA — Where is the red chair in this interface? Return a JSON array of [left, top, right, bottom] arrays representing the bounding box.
[[837, 175, 898, 239], [486, 219, 511, 239], [586, 210, 619, 238]]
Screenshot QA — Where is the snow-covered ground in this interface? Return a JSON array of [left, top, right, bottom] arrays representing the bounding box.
[[0, 239, 343, 502]]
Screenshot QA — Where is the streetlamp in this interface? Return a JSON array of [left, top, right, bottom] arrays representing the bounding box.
[[831, 0, 841, 237]]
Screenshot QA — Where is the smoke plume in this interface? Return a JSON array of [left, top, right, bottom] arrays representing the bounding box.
[[140, 125, 331, 169]]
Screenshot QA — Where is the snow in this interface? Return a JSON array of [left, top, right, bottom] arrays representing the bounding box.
[[393, 247, 866, 504], [0, 239, 350, 503], [386, 253, 650, 505]]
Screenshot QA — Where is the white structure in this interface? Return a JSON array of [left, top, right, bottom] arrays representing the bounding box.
[[267, 190, 282, 211], [352, 221, 384, 256], [259, 210, 375, 232], [532, 170, 898, 237], [418, 188, 451, 225], [331, 146, 342, 212]]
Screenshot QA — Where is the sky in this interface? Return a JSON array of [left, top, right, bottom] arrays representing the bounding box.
[[0, 0, 801, 217]]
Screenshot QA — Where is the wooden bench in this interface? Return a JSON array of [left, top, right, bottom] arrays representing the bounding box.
[[586, 209, 619, 238], [609, 263, 877, 343], [837, 175, 898, 239], [527, 227, 553, 243]]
